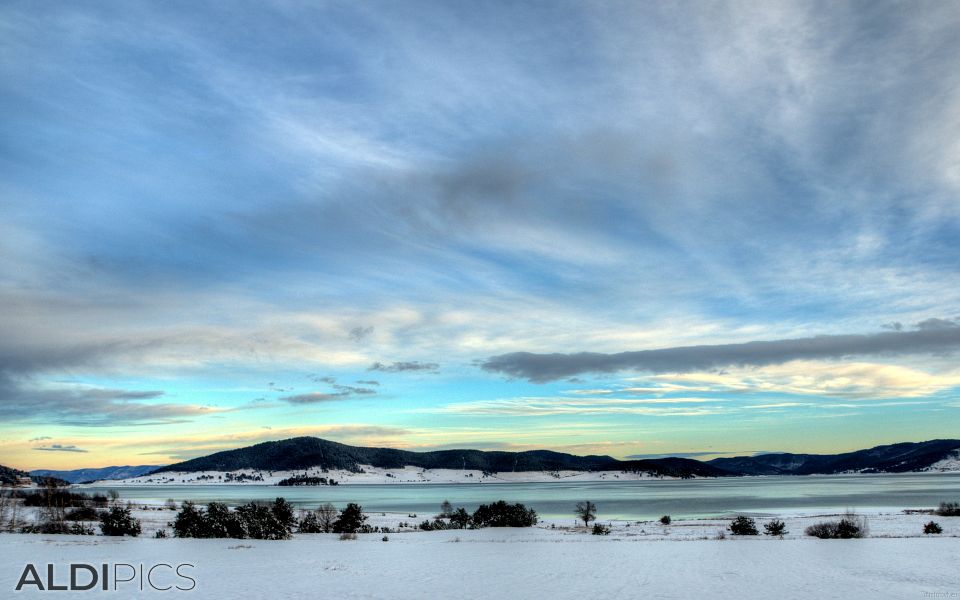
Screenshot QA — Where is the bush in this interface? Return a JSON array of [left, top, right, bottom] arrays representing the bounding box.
[[205, 502, 245, 538], [763, 519, 788, 537], [924, 521, 943, 534], [472, 501, 537, 528], [419, 519, 447, 531], [99, 506, 142, 537], [22, 521, 95, 535], [449, 507, 472, 529], [235, 501, 291, 540], [935, 502, 960, 517], [805, 513, 868, 539], [65, 506, 101, 521], [660, 515, 671, 525], [298, 511, 324, 533], [592, 523, 610, 535], [21, 488, 90, 508], [154, 529, 168, 538], [339, 532, 357, 541], [172, 499, 293, 539], [805, 521, 837, 539], [729, 516, 758, 535], [172, 501, 207, 538], [332, 503, 367, 534]]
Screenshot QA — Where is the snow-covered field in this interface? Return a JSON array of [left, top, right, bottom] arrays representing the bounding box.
[[1, 506, 958, 598], [2, 522, 958, 599], [90, 466, 673, 486]]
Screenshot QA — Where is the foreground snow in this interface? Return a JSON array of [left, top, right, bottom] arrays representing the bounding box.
[[91, 466, 677, 486], [1, 528, 957, 599]]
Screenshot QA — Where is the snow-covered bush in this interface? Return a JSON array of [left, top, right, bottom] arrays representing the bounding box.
[[660, 515, 671, 525]]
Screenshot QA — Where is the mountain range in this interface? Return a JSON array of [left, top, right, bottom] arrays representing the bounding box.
[[30, 465, 165, 484], [150, 437, 960, 478]]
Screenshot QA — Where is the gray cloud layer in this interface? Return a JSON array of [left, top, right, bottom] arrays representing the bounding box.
[[369, 361, 439, 373], [0, 375, 214, 427], [482, 321, 960, 383], [279, 379, 378, 404]]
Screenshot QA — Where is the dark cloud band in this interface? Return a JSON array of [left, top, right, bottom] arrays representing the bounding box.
[[482, 321, 960, 382]]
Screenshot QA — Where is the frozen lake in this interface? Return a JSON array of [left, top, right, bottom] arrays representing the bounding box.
[[81, 472, 960, 520]]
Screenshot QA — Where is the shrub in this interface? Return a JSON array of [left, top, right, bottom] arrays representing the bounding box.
[[472, 501, 537, 528], [924, 521, 943, 534], [172, 501, 207, 538], [99, 506, 142, 537], [805, 521, 836, 539], [65, 506, 100, 521], [660, 515, 671, 525], [935, 502, 960, 517], [419, 519, 447, 531], [235, 501, 291, 540], [763, 519, 788, 537], [382, 535, 389, 542], [332, 503, 367, 534], [449, 507, 472, 529], [22, 521, 95, 535], [270, 497, 297, 530], [592, 523, 610, 535], [22, 488, 90, 508], [805, 513, 868, 539], [298, 511, 324, 533], [205, 502, 246, 538], [172, 499, 292, 539], [729, 516, 758, 535], [154, 529, 168, 538], [339, 532, 357, 541]]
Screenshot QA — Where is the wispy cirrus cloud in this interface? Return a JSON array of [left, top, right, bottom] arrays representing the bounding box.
[[431, 397, 727, 417], [33, 444, 88, 453]]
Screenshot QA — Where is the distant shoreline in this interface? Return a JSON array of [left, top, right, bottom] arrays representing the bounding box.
[[77, 465, 960, 488]]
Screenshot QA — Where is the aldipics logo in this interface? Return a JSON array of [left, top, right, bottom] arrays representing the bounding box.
[[14, 563, 196, 592]]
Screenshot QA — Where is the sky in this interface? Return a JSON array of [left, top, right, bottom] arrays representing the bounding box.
[[1, 0, 959, 470]]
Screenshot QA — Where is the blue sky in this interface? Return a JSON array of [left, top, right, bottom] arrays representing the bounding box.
[[1, 1, 959, 469]]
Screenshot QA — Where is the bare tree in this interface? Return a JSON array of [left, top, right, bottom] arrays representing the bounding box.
[[316, 503, 337, 533], [0, 485, 9, 532], [440, 499, 453, 518], [574, 501, 597, 528]]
